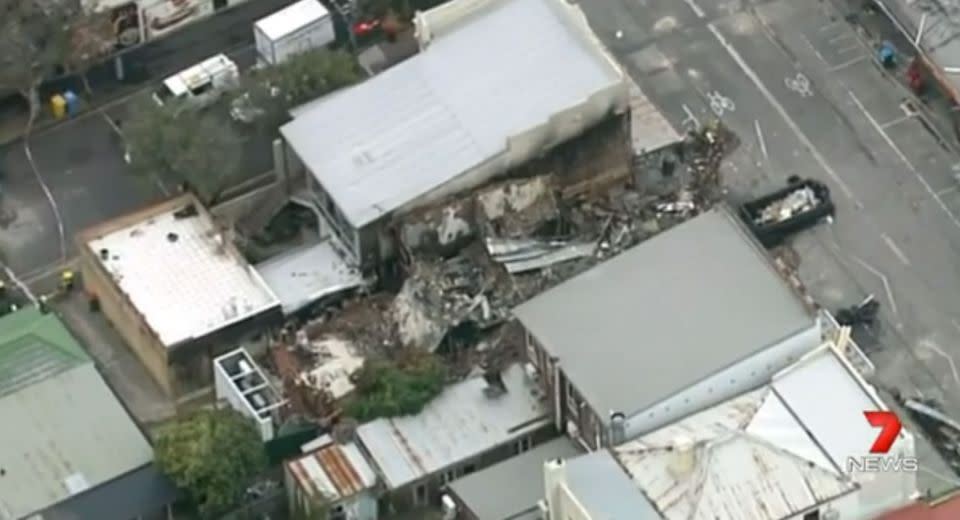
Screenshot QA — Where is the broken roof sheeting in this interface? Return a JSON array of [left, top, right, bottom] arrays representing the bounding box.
[[355, 363, 549, 489], [255, 241, 363, 315], [513, 207, 814, 418], [281, 0, 625, 227]]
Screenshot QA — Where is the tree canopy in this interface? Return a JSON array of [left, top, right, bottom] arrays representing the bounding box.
[[0, 0, 113, 126], [123, 94, 245, 203], [242, 48, 363, 130], [155, 408, 268, 519], [345, 350, 447, 421]]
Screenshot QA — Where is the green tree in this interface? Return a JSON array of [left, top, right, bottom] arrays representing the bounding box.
[[0, 0, 113, 131], [123, 95, 245, 204], [242, 48, 363, 131], [155, 408, 268, 519], [345, 350, 447, 421]]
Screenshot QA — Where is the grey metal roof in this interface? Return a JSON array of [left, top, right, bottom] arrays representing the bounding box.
[[39, 464, 178, 520], [447, 437, 581, 520], [281, 0, 624, 228], [355, 363, 550, 489], [513, 207, 813, 418], [563, 451, 662, 519], [255, 240, 363, 315], [0, 363, 155, 519]]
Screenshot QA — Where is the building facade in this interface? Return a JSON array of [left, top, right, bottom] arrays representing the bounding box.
[[78, 194, 283, 398]]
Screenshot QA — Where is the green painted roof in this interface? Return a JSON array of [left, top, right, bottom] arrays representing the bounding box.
[[0, 307, 90, 397]]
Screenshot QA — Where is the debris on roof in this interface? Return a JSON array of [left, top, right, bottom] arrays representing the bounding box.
[[477, 176, 559, 238], [485, 237, 596, 274]]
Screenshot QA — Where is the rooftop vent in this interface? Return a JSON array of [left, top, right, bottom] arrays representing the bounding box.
[[667, 435, 696, 479]]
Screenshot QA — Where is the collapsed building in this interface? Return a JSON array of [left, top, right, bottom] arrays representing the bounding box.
[[278, 0, 681, 278]]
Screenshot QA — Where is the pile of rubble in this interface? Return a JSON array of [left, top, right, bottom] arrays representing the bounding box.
[[267, 123, 737, 414]]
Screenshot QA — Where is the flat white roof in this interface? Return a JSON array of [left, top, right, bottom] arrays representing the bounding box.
[[256, 0, 329, 41], [87, 202, 280, 347]]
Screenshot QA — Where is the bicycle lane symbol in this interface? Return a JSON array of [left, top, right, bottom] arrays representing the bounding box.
[[706, 90, 736, 117], [785, 72, 814, 98]]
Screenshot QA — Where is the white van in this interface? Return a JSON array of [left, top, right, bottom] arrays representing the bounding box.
[[153, 53, 240, 110]]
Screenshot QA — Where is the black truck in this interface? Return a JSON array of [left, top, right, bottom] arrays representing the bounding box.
[[739, 177, 835, 248]]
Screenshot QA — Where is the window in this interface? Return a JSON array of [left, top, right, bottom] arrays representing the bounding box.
[[188, 80, 214, 96], [514, 436, 531, 455], [803, 511, 820, 520], [414, 484, 427, 505], [154, 84, 176, 103]]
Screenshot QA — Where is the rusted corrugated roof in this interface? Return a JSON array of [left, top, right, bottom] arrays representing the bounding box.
[[288, 442, 377, 500]]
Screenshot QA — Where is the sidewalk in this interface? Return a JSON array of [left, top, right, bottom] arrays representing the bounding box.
[[832, 0, 960, 148]]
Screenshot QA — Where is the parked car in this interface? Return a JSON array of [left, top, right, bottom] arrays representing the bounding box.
[[153, 53, 240, 111]]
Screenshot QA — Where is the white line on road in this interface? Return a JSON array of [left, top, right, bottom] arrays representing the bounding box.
[[880, 114, 915, 129], [849, 91, 960, 231], [754, 119, 768, 160], [881, 233, 911, 265], [2, 264, 37, 306], [829, 33, 854, 44], [828, 55, 867, 72], [799, 34, 827, 65], [682, 0, 705, 18], [917, 341, 960, 389], [938, 185, 959, 196], [102, 112, 122, 135], [681, 103, 700, 130], [851, 254, 899, 316], [22, 139, 66, 263], [836, 44, 862, 55], [706, 23, 859, 203]]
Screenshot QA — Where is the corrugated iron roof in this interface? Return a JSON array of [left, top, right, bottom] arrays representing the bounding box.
[[288, 442, 377, 501], [355, 363, 550, 489]]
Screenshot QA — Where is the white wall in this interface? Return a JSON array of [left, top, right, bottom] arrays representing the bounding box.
[[621, 322, 822, 440], [544, 459, 594, 520]]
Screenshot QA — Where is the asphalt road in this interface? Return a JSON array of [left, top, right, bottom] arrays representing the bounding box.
[[0, 42, 274, 282], [579, 0, 960, 489]]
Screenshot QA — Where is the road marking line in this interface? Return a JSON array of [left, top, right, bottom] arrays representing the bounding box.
[[102, 112, 122, 136], [836, 44, 862, 55], [22, 139, 66, 263], [851, 254, 899, 316], [2, 264, 37, 306], [881, 233, 911, 265], [800, 33, 827, 65], [917, 341, 960, 389], [682, 0, 705, 18], [937, 185, 959, 196], [828, 55, 867, 71], [754, 119, 768, 160], [849, 91, 960, 231], [829, 33, 854, 44], [681, 103, 701, 130], [880, 114, 915, 128], [706, 23, 859, 203]]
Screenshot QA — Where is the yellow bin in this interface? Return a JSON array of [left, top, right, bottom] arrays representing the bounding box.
[[50, 94, 66, 119]]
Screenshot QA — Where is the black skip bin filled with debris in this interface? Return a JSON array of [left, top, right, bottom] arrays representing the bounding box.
[[739, 176, 835, 247]]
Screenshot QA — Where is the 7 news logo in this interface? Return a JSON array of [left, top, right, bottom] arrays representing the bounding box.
[[845, 410, 919, 473]]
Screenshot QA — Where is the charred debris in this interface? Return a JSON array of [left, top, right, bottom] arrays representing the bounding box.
[[263, 124, 735, 421]]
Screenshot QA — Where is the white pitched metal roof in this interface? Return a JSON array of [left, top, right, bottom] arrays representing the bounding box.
[[610, 344, 913, 520], [355, 363, 549, 489], [255, 240, 363, 315], [281, 0, 624, 227]]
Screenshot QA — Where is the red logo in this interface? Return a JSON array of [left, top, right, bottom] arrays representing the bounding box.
[[864, 411, 902, 454]]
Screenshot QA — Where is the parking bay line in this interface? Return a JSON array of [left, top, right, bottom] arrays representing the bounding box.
[[705, 23, 859, 204], [881, 233, 911, 265], [848, 90, 960, 231]]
